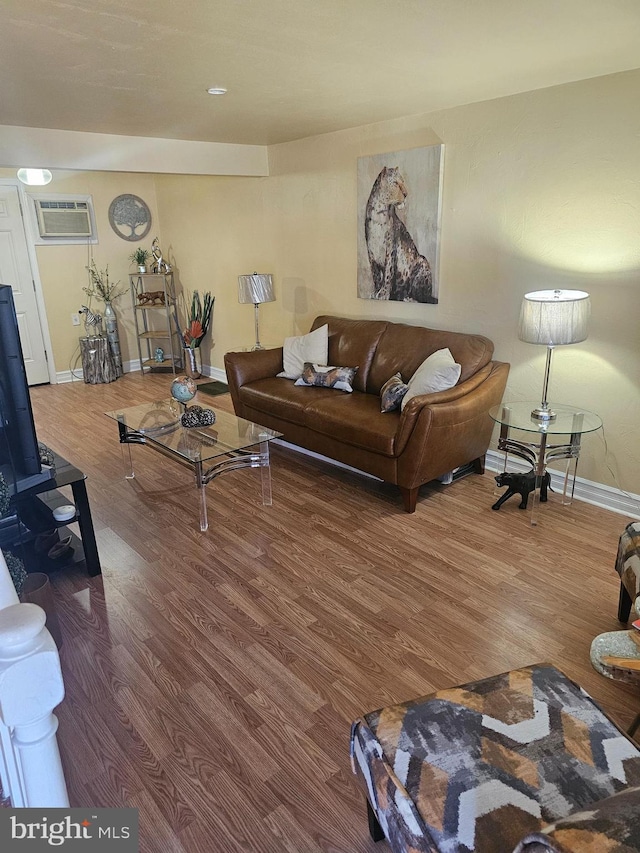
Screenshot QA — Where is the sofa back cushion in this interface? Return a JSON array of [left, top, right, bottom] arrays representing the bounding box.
[[311, 315, 494, 395], [311, 315, 388, 393], [368, 322, 494, 393]]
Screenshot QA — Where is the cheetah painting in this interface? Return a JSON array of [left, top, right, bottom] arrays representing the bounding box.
[[357, 145, 443, 304]]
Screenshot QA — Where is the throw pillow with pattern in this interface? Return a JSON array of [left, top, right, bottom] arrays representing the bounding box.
[[294, 363, 358, 393], [380, 372, 409, 412]]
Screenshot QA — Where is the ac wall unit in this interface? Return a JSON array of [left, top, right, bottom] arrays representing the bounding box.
[[34, 199, 93, 238]]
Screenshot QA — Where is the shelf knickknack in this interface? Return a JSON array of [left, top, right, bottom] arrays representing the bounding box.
[[129, 246, 151, 274]]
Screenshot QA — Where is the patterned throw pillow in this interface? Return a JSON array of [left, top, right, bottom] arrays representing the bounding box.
[[294, 363, 358, 393], [380, 372, 409, 412]]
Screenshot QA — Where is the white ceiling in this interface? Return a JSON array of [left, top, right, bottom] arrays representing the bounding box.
[[2, 0, 640, 146]]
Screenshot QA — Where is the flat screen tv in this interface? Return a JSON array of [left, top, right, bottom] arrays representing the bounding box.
[[0, 284, 54, 494]]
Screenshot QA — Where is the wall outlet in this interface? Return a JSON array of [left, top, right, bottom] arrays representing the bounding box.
[[71, 313, 80, 326]]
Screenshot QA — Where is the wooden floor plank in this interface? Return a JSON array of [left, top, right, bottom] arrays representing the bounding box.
[[21, 372, 638, 852]]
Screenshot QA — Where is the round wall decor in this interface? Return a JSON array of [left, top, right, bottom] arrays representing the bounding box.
[[108, 194, 152, 241]]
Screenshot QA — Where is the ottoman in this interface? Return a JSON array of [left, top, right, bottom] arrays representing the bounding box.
[[350, 663, 640, 853]]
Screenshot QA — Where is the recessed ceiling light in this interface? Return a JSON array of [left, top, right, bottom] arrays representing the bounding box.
[[207, 87, 227, 95]]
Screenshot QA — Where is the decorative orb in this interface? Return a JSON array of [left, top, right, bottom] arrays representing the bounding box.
[[170, 376, 197, 404]]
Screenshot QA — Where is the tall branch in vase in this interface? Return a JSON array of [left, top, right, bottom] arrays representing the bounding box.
[[83, 261, 127, 377], [181, 291, 214, 349], [177, 290, 214, 379]]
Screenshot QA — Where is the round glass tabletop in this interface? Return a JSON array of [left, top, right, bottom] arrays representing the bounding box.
[[489, 402, 602, 435]]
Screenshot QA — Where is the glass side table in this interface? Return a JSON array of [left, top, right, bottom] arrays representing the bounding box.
[[489, 402, 602, 525]]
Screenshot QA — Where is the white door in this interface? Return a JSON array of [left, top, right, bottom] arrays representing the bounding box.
[[0, 186, 49, 384]]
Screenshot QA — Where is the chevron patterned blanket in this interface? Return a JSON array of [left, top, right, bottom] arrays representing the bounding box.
[[351, 663, 640, 852]]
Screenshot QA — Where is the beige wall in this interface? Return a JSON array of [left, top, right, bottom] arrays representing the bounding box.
[[152, 70, 640, 495], [3, 68, 639, 495], [152, 174, 275, 366], [271, 72, 640, 496]]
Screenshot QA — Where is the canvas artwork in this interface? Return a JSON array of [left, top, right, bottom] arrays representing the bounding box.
[[357, 144, 444, 304]]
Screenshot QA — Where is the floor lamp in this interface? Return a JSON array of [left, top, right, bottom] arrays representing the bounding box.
[[238, 273, 275, 350], [518, 288, 590, 421]]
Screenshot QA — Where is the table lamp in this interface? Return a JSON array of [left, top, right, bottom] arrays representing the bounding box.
[[238, 273, 275, 350], [518, 288, 590, 421]]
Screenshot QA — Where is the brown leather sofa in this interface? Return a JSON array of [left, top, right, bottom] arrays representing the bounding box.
[[224, 315, 510, 512]]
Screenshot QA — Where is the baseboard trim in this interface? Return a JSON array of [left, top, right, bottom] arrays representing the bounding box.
[[202, 365, 227, 382], [486, 450, 640, 519], [56, 360, 227, 384], [55, 368, 83, 383]]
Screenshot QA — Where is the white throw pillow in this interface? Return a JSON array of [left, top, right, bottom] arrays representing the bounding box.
[[400, 348, 461, 411], [277, 324, 329, 379]]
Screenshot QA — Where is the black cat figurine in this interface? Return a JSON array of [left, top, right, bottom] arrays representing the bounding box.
[[492, 470, 550, 510]]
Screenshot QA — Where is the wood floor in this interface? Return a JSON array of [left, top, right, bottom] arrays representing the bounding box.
[[28, 372, 637, 852]]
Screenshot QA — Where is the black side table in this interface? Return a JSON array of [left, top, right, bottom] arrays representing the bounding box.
[[11, 452, 101, 577]]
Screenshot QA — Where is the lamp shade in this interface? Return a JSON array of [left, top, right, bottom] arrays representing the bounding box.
[[238, 273, 275, 305], [518, 289, 590, 346]]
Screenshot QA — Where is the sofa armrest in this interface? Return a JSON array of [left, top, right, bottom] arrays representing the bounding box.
[[399, 362, 496, 420], [224, 347, 284, 386], [512, 785, 640, 852], [224, 347, 284, 416], [395, 361, 508, 455]]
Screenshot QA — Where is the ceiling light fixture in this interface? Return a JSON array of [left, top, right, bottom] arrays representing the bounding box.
[[206, 87, 227, 95], [17, 168, 53, 186]]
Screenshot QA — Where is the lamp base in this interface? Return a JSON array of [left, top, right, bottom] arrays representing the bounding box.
[[251, 343, 264, 351], [531, 406, 557, 421]]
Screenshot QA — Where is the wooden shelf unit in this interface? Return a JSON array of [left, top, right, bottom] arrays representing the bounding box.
[[130, 272, 182, 374]]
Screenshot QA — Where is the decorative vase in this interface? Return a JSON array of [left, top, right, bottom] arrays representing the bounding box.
[[103, 300, 123, 377], [138, 264, 147, 274], [183, 347, 202, 379]]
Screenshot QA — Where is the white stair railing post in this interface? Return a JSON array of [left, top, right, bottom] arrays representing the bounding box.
[[0, 549, 69, 807]]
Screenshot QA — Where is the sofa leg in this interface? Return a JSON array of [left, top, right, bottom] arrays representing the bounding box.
[[473, 455, 485, 474], [399, 486, 418, 513], [366, 798, 385, 843], [618, 582, 633, 623]]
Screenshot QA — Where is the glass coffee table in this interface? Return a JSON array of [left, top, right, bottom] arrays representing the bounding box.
[[105, 400, 282, 532]]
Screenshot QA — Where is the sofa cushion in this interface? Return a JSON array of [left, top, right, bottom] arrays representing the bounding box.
[[368, 321, 494, 393], [311, 315, 388, 393], [277, 323, 329, 379], [401, 348, 461, 411], [304, 391, 399, 456], [238, 377, 340, 426]]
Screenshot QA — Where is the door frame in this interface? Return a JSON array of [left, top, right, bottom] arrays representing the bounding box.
[[0, 178, 56, 383]]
